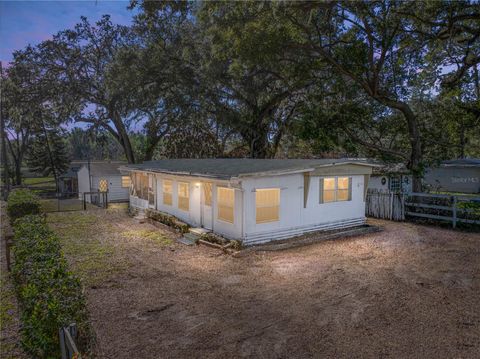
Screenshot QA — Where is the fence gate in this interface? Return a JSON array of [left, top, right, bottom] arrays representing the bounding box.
[[83, 191, 108, 209]]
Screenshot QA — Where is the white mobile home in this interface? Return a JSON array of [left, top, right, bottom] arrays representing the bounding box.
[[123, 159, 375, 245], [78, 161, 131, 203]]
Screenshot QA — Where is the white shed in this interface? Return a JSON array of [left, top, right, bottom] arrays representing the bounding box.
[[122, 159, 376, 245], [77, 161, 130, 203]]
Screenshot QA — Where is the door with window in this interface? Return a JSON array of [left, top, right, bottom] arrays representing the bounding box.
[[201, 182, 213, 229], [148, 174, 156, 208]]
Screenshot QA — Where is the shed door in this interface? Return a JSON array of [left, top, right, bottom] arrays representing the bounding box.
[[201, 182, 213, 230]]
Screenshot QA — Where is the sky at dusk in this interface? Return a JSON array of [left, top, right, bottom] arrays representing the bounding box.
[[0, 0, 136, 64]]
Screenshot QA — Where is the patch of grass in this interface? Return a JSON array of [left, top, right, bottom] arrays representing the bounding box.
[[40, 199, 91, 213], [23, 177, 55, 186], [48, 212, 129, 286], [122, 229, 173, 245]]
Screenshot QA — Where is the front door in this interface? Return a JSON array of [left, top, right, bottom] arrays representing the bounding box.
[[148, 174, 156, 208], [201, 182, 213, 229]]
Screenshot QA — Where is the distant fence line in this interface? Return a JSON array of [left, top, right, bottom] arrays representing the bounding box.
[[366, 190, 480, 228]]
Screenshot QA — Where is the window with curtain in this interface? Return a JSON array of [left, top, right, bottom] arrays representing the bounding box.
[[217, 187, 234, 223], [178, 182, 189, 211], [203, 182, 212, 206], [121, 176, 131, 188], [255, 188, 280, 224], [163, 180, 173, 206], [320, 177, 351, 203]]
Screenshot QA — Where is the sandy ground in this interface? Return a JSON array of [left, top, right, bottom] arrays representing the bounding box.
[[46, 209, 480, 359]]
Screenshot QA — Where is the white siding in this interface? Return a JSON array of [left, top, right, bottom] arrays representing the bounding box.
[[91, 175, 129, 202], [369, 175, 389, 191], [77, 166, 91, 200], [129, 171, 368, 244], [241, 174, 367, 245]]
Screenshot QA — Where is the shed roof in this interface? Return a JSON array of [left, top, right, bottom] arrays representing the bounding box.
[[441, 158, 480, 167], [122, 158, 375, 180], [85, 161, 127, 176]]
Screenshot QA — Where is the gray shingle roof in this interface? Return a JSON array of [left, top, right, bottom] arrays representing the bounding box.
[[122, 158, 374, 179], [87, 161, 127, 176], [441, 158, 480, 167]]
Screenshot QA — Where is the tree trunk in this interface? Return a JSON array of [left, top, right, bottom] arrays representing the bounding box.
[[110, 110, 136, 164], [14, 158, 22, 186], [375, 97, 423, 193], [144, 136, 161, 161], [404, 110, 423, 193]]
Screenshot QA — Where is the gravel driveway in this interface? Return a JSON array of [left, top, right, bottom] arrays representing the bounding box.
[[48, 210, 480, 359]]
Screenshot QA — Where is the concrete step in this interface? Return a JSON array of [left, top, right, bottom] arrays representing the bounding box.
[[183, 232, 200, 241], [189, 227, 211, 235], [177, 237, 195, 246]]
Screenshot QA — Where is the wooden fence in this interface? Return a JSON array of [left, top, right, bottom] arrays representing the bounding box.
[[366, 190, 480, 228], [366, 190, 405, 221], [405, 192, 480, 228], [59, 323, 82, 359]]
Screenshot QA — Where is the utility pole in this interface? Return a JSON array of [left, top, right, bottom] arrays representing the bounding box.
[[0, 61, 10, 200]]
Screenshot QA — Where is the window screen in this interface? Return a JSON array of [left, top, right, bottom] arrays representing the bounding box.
[[163, 180, 173, 206], [256, 188, 280, 224], [178, 182, 189, 211], [389, 177, 401, 192], [217, 187, 234, 223]]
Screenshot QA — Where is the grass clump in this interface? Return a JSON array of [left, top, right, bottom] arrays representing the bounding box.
[[123, 229, 172, 245], [48, 212, 127, 285]]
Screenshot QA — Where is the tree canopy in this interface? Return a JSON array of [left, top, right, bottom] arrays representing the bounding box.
[[1, 0, 479, 190]]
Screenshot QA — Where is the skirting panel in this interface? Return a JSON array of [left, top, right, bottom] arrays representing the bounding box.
[[243, 217, 366, 246]]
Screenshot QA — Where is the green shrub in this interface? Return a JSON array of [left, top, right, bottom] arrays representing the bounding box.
[[12, 215, 89, 358], [7, 188, 41, 222], [200, 233, 243, 250], [145, 209, 190, 233]]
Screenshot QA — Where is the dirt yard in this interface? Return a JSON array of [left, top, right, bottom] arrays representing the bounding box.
[[46, 208, 480, 359]]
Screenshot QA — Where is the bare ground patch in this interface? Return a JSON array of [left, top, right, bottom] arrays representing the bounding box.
[[49, 210, 480, 358]]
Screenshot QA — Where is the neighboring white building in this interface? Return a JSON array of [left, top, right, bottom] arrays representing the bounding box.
[[122, 159, 376, 245], [77, 161, 130, 203], [423, 159, 480, 194], [368, 163, 412, 193]]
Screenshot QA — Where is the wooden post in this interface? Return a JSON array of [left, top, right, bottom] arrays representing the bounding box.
[[452, 196, 457, 229], [59, 327, 67, 359], [390, 191, 394, 220], [83, 193, 86, 210]]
